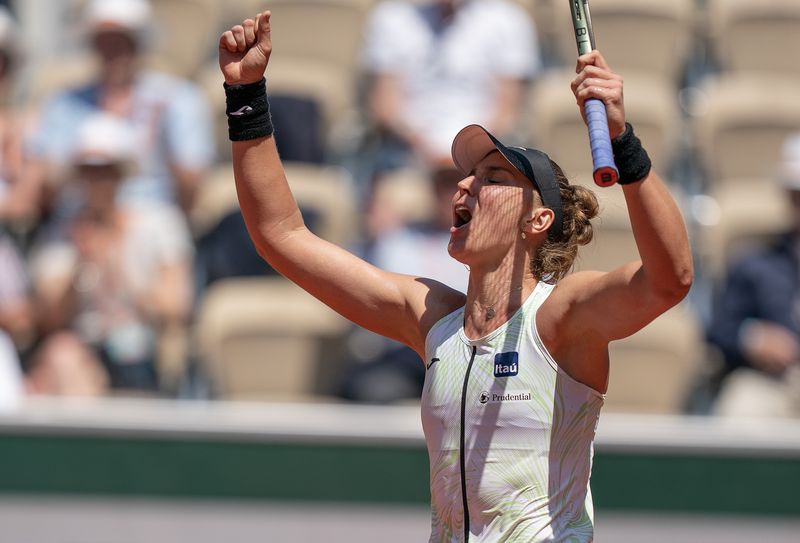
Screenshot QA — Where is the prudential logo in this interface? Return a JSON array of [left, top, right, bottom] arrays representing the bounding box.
[[494, 352, 519, 378]]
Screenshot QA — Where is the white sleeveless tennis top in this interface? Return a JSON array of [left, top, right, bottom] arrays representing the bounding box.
[[421, 280, 604, 542]]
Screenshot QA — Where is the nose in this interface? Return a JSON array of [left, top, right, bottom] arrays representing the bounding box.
[[456, 174, 474, 196]]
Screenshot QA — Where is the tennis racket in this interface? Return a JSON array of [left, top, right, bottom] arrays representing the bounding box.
[[569, 0, 619, 187]]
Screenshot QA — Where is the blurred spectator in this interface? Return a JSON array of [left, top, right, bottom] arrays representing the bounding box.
[[361, 0, 540, 173], [27, 113, 193, 394], [0, 7, 38, 227], [341, 164, 468, 403], [707, 135, 800, 417], [0, 230, 34, 355], [26, 0, 213, 216]]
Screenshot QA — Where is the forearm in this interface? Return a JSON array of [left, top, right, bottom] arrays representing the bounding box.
[[232, 136, 305, 257], [623, 171, 693, 302]]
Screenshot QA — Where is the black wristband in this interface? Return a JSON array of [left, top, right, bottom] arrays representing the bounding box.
[[611, 122, 651, 185], [224, 78, 274, 141]]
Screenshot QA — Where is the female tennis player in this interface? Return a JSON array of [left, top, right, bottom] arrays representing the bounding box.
[[220, 12, 692, 543]]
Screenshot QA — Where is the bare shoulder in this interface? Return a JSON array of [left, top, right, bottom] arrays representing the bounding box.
[[537, 271, 608, 348]]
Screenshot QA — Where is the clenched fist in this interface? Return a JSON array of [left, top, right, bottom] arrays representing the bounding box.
[[219, 11, 273, 85]]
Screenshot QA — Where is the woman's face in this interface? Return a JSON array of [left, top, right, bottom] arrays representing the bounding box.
[[448, 150, 537, 266]]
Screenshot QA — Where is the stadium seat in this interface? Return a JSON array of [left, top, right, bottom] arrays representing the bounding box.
[[605, 304, 702, 414], [528, 71, 680, 183], [239, 0, 368, 96], [196, 277, 350, 400], [283, 162, 359, 246], [572, 188, 637, 273], [550, 0, 694, 83], [708, 0, 800, 79], [370, 168, 436, 227], [147, 0, 221, 78], [692, 75, 800, 184], [697, 181, 791, 281], [191, 161, 358, 247], [190, 163, 239, 238]]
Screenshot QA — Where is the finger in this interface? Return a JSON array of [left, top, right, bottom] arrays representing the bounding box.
[[574, 64, 622, 84], [572, 76, 621, 99], [256, 11, 272, 49], [575, 85, 622, 108], [243, 18, 256, 47], [575, 50, 611, 73], [231, 24, 247, 52], [574, 77, 621, 94], [219, 30, 238, 53]]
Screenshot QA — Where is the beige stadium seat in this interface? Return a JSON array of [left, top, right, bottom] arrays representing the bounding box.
[[190, 163, 239, 238], [283, 162, 358, 246], [371, 168, 436, 227], [604, 304, 702, 414], [196, 277, 350, 400], [238, 0, 369, 79], [191, 161, 358, 246], [692, 76, 800, 184], [528, 71, 680, 183], [697, 181, 791, 281], [572, 188, 637, 273], [708, 0, 800, 79], [146, 0, 221, 78], [550, 0, 694, 83]]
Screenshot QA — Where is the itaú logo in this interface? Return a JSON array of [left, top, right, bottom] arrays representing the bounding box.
[[494, 352, 519, 377]]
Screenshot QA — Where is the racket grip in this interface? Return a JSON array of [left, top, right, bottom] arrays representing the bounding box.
[[585, 98, 619, 187]]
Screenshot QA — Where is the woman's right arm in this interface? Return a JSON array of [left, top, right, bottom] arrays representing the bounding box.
[[219, 13, 462, 356]]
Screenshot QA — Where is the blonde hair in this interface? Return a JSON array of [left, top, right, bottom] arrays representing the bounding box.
[[531, 160, 599, 282]]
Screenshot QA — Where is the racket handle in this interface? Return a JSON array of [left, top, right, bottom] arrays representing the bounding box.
[[585, 98, 619, 187]]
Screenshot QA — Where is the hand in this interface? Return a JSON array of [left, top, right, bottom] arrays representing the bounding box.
[[219, 11, 272, 85], [741, 321, 800, 376], [571, 51, 626, 140]]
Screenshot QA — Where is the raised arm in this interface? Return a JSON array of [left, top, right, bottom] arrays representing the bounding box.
[[218, 13, 462, 357], [546, 51, 693, 349]]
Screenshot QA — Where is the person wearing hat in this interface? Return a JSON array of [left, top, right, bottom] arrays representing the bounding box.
[[27, 113, 193, 395], [27, 0, 213, 215], [707, 135, 800, 418], [219, 12, 692, 541]]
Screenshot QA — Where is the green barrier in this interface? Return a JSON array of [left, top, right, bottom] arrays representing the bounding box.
[[0, 430, 798, 515]]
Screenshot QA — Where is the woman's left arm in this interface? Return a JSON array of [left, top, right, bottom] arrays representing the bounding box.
[[553, 51, 693, 343]]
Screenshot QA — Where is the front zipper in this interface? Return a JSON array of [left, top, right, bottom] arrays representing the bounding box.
[[459, 345, 477, 542]]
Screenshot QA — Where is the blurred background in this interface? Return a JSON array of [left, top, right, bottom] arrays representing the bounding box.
[[0, 0, 799, 541]]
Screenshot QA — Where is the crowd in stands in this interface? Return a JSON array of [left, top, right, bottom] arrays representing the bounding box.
[[0, 0, 799, 418]]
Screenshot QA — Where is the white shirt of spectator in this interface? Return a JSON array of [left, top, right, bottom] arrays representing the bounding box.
[[362, 0, 540, 156], [0, 331, 23, 413], [31, 204, 193, 347]]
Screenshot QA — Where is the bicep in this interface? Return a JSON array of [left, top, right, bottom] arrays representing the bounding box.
[[560, 262, 680, 343]]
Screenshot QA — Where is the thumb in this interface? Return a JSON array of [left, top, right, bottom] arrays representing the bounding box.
[[255, 11, 272, 51]]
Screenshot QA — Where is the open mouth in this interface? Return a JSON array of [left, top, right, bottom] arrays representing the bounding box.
[[453, 206, 472, 228]]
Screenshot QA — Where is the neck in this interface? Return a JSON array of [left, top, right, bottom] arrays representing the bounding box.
[[463, 250, 537, 338]]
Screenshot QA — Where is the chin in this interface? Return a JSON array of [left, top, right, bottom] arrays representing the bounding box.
[[447, 239, 475, 267]]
